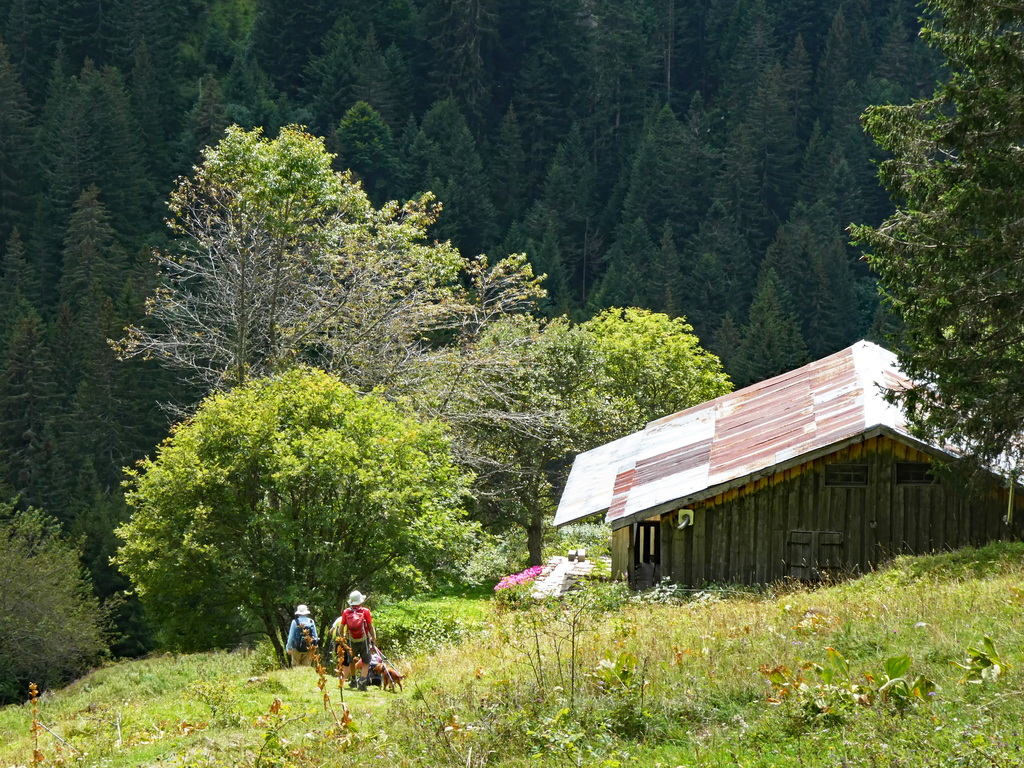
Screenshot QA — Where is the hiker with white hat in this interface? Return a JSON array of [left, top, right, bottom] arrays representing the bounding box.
[[285, 604, 319, 667], [329, 590, 377, 690]]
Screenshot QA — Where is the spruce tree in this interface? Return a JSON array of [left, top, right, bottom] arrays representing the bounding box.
[[524, 125, 600, 308], [489, 105, 528, 231], [250, 0, 328, 92], [0, 309, 57, 505], [588, 216, 656, 311], [735, 268, 808, 386], [852, 0, 1024, 468], [336, 101, 396, 203], [0, 40, 36, 247], [421, 0, 498, 134], [414, 98, 497, 255]]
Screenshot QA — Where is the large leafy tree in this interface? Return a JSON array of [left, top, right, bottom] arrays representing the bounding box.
[[115, 367, 474, 656], [118, 124, 540, 401], [450, 308, 731, 563], [116, 125, 467, 394], [852, 0, 1024, 470], [579, 307, 732, 429]]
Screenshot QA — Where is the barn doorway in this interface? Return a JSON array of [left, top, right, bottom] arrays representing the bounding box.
[[633, 521, 661, 589], [786, 530, 844, 581]]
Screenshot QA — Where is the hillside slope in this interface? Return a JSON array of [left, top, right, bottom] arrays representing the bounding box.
[[3, 543, 1022, 767]]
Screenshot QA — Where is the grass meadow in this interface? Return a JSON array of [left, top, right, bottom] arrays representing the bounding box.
[[2, 543, 1023, 767]]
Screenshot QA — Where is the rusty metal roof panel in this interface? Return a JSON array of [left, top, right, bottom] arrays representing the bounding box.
[[553, 430, 645, 526], [555, 341, 922, 529]]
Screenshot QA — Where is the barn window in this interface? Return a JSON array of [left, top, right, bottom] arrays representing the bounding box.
[[896, 462, 935, 485], [824, 463, 868, 486]]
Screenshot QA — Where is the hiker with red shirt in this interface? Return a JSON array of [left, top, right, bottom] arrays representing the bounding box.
[[329, 590, 377, 690]]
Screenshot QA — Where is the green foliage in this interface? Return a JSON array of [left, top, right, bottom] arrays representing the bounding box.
[[0, 0, 946, 667], [461, 529, 530, 586], [185, 678, 243, 727], [492, 581, 537, 612], [852, 0, 1024, 471], [876, 654, 938, 713], [763, 646, 937, 724], [542, 522, 611, 562], [0, 504, 108, 704], [371, 605, 472, 658], [116, 367, 475, 651], [953, 636, 1007, 685], [3, 543, 1024, 767], [579, 307, 732, 427]]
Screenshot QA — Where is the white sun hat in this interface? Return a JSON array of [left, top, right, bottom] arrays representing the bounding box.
[[347, 590, 366, 606], [295, 604, 311, 615]]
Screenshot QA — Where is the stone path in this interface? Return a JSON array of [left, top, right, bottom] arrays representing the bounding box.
[[530, 553, 610, 598]]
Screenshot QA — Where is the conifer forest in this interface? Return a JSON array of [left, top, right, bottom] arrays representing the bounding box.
[[0, 0, 939, 657]]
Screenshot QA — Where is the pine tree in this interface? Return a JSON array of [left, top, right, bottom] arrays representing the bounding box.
[[585, 0, 659, 166], [803, 235, 858, 358], [735, 268, 808, 386], [421, 0, 498, 133], [489, 105, 528, 231], [0, 40, 36, 247], [717, 0, 778, 118], [4, 0, 46, 96], [250, 0, 328, 92], [762, 202, 859, 357], [302, 18, 359, 134], [620, 102, 711, 247], [851, 0, 1024, 467], [783, 33, 814, 143], [710, 311, 742, 379], [413, 98, 498, 255], [524, 125, 601, 308], [655, 223, 685, 316], [814, 6, 856, 122], [351, 34, 413, 131], [0, 309, 57, 504], [34, 59, 150, 287], [177, 74, 230, 168], [680, 200, 753, 336], [511, 0, 589, 177], [0, 230, 41, 329], [336, 101, 396, 203], [588, 216, 656, 311]]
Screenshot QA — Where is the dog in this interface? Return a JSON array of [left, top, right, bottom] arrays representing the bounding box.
[[371, 662, 406, 692]]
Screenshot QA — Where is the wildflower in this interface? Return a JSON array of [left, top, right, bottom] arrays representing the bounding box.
[[494, 565, 544, 591]]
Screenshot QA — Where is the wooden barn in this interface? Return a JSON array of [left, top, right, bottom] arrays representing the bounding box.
[[554, 341, 1024, 588]]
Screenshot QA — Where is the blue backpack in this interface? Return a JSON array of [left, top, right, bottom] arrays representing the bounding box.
[[294, 617, 317, 651]]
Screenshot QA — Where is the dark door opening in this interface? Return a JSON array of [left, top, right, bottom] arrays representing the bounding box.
[[633, 521, 661, 589]]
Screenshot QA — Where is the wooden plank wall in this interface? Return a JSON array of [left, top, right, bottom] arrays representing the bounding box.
[[658, 436, 1024, 587], [611, 526, 631, 582]]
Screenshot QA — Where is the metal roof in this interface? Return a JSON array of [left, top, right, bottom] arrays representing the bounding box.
[[554, 340, 936, 530]]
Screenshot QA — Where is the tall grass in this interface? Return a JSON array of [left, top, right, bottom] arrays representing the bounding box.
[[3, 542, 1023, 767]]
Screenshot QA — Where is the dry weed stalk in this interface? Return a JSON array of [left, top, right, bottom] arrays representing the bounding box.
[[306, 625, 353, 732], [29, 682, 42, 765]]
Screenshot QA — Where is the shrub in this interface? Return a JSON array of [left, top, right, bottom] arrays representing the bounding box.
[[0, 505, 108, 704], [373, 607, 468, 657]]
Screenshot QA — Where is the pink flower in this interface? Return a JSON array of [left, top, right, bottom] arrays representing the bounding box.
[[494, 565, 545, 591]]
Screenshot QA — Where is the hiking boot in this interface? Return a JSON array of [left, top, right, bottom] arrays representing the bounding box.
[[347, 678, 358, 689], [357, 677, 368, 691]]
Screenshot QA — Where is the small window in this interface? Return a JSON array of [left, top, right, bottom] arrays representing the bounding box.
[[896, 462, 935, 485], [825, 464, 868, 486]]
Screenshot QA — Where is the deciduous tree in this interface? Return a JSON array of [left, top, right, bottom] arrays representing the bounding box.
[[0, 505, 108, 703], [115, 367, 475, 656]]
